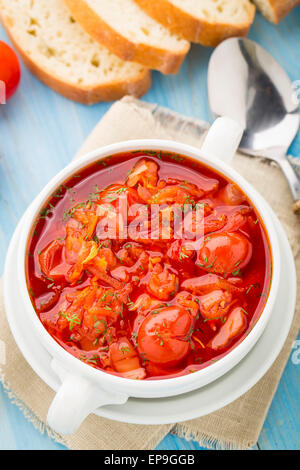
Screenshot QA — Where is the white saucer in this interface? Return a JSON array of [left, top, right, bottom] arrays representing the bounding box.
[[4, 206, 296, 425]]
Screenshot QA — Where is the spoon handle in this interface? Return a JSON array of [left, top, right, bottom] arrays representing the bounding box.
[[277, 157, 300, 213]]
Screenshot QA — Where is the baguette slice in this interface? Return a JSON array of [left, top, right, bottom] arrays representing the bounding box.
[[133, 0, 255, 47], [0, 0, 151, 104], [64, 0, 190, 74], [252, 0, 300, 23]]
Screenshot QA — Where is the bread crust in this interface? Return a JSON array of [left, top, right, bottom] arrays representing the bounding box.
[[133, 0, 256, 47], [0, 10, 152, 104], [266, 0, 300, 23], [64, 0, 190, 74]]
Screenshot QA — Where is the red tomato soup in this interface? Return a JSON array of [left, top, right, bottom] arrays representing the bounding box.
[[25, 151, 272, 380]]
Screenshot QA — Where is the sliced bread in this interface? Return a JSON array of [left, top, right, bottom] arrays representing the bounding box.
[[64, 0, 190, 74], [0, 0, 151, 104], [132, 0, 256, 47], [252, 0, 300, 23]]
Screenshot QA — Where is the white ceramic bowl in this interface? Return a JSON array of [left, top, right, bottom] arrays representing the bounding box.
[[15, 118, 280, 434]]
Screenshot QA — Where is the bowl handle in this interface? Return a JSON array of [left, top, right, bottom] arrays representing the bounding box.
[[201, 117, 244, 165], [47, 359, 128, 435]]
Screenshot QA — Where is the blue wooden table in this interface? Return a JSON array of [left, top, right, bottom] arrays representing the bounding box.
[[0, 9, 300, 451]]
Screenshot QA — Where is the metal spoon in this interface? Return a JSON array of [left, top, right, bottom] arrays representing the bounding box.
[[207, 37, 300, 212]]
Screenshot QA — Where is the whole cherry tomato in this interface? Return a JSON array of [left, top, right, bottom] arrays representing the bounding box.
[[0, 41, 21, 101], [197, 232, 252, 275], [137, 306, 192, 366]]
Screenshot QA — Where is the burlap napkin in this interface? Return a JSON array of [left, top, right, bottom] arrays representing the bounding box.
[[0, 96, 299, 450]]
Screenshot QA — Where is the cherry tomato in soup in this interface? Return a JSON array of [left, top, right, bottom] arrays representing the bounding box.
[[110, 337, 141, 373], [207, 307, 247, 350], [0, 41, 21, 101], [218, 183, 246, 205], [137, 306, 192, 366], [39, 240, 64, 279], [197, 232, 252, 274]]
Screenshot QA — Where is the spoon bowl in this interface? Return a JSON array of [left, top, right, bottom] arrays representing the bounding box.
[[208, 37, 300, 210]]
